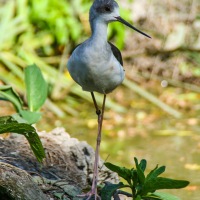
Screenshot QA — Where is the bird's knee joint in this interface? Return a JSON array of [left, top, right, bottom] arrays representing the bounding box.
[[96, 110, 101, 116]]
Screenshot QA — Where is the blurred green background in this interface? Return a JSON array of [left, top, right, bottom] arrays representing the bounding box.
[[0, 0, 200, 199]]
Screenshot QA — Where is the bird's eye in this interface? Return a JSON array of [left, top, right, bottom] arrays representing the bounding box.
[[104, 6, 111, 12]]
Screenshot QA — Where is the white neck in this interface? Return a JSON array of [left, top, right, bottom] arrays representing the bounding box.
[[90, 19, 108, 44]]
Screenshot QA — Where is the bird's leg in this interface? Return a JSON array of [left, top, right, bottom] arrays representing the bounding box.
[[78, 93, 106, 200], [91, 92, 101, 115], [91, 93, 106, 200]]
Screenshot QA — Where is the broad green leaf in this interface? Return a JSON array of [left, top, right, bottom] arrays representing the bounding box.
[[19, 110, 41, 124], [131, 168, 139, 186], [0, 85, 23, 112], [0, 116, 45, 162], [24, 64, 48, 112], [153, 192, 181, 200], [101, 182, 125, 200], [105, 162, 132, 184], [139, 159, 147, 172], [141, 177, 189, 195], [146, 166, 166, 181], [24, 132, 45, 163], [134, 157, 145, 184]]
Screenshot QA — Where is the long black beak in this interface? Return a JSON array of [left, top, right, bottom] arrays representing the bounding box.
[[115, 16, 151, 39]]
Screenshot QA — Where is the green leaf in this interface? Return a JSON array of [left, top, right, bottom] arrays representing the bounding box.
[[101, 182, 125, 200], [0, 115, 15, 123], [12, 113, 28, 123], [134, 157, 145, 184], [146, 166, 166, 181], [0, 85, 23, 112], [142, 193, 162, 200], [24, 64, 48, 112], [141, 177, 189, 195], [19, 110, 41, 124], [105, 162, 132, 184], [0, 115, 45, 162], [139, 159, 147, 172], [131, 168, 139, 186], [53, 192, 63, 199], [153, 192, 181, 200], [135, 195, 142, 200]]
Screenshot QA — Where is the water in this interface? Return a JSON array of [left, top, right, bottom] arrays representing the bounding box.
[[37, 86, 200, 199], [72, 127, 200, 199], [104, 134, 200, 199]]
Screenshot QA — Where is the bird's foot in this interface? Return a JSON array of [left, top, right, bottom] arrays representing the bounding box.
[[77, 190, 101, 200]]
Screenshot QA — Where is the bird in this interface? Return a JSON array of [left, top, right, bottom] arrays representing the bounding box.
[[67, 0, 151, 199]]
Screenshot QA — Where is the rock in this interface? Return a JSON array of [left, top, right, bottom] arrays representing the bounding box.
[[0, 162, 48, 200], [0, 127, 119, 199]]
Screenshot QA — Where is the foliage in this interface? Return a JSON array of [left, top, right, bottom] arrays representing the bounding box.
[[0, 64, 47, 162], [28, 0, 89, 46], [0, 64, 48, 124], [0, 116, 45, 162], [24, 64, 48, 113], [29, 0, 132, 48], [102, 157, 189, 200]]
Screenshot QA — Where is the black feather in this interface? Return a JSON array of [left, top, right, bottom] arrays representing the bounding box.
[[108, 42, 123, 66]]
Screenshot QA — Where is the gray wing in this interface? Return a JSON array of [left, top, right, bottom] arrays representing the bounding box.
[[108, 42, 123, 66]]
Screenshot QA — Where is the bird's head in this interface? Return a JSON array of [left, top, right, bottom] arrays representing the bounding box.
[[90, 0, 120, 23], [90, 0, 151, 38]]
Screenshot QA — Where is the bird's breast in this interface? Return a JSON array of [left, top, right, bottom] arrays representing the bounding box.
[[67, 44, 125, 94]]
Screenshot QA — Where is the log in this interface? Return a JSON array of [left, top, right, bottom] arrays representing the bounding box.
[[0, 162, 48, 200]]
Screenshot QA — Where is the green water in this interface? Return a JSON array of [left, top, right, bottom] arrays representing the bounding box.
[[72, 126, 200, 200], [38, 87, 200, 199]]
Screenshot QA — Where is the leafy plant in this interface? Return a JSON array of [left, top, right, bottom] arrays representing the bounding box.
[[0, 64, 48, 124], [102, 157, 189, 200], [0, 116, 45, 162], [0, 64, 47, 162]]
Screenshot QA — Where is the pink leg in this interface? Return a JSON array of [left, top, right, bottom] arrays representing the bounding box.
[[78, 92, 106, 200]]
